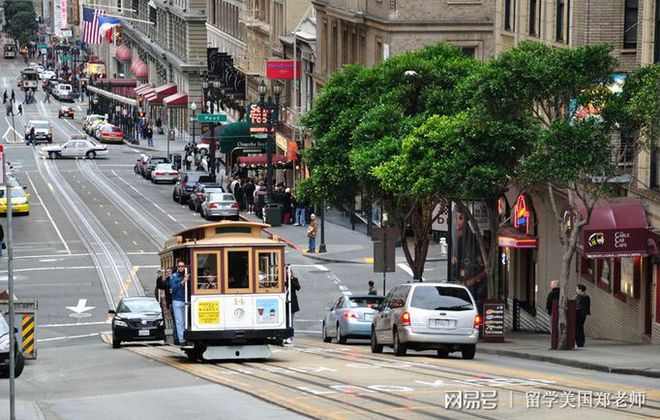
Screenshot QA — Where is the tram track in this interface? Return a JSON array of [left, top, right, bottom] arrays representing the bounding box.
[[124, 341, 658, 420]]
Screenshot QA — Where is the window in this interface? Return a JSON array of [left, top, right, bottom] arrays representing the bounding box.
[[529, 0, 540, 36], [580, 254, 594, 282], [620, 257, 635, 297], [411, 286, 474, 310], [624, 0, 639, 49], [461, 47, 476, 57], [556, 0, 569, 43], [597, 258, 611, 290], [504, 0, 513, 31], [257, 250, 281, 292], [195, 252, 219, 293], [375, 38, 383, 64], [225, 249, 251, 292]]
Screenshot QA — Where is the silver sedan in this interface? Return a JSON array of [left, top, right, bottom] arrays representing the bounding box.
[[322, 295, 384, 344], [200, 193, 240, 220], [150, 163, 179, 184]]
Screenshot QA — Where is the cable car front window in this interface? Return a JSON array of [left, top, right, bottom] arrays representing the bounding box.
[[257, 251, 280, 291], [196, 253, 218, 292], [227, 250, 250, 290]]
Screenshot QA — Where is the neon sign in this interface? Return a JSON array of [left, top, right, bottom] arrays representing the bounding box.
[[514, 194, 531, 234]]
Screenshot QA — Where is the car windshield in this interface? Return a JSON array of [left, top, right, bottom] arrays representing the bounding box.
[[0, 316, 8, 336], [117, 299, 161, 314], [0, 188, 26, 198], [34, 122, 50, 129], [185, 173, 206, 183], [209, 193, 235, 202], [410, 286, 474, 311], [155, 164, 173, 170], [347, 296, 384, 308], [204, 187, 224, 194], [151, 157, 168, 164]]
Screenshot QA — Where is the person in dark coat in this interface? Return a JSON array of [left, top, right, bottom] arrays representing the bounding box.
[[285, 267, 301, 345], [154, 269, 172, 313], [575, 284, 591, 347], [0, 223, 4, 257], [546, 280, 560, 316]]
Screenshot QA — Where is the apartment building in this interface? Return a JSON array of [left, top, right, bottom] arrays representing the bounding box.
[[490, 0, 660, 344], [312, 0, 496, 86]]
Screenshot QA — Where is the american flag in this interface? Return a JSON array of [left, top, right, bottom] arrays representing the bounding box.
[[81, 7, 105, 44]]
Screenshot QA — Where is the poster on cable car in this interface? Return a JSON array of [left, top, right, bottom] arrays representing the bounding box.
[[191, 295, 286, 330]]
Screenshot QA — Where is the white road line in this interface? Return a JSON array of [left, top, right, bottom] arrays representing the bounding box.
[[39, 321, 110, 328], [15, 253, 88, 259], [125, 251, 157, 255], [26, 172, 72, 254], [38, 332, 103, 342], [397, 263, 413, 277], [0, 266, 95, 273], [111, 170, 180, 223], [290, 264, 329, 272]]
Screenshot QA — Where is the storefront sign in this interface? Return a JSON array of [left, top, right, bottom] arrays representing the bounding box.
[[266, 60, 301, 80], [87, 62, 107, 76], [514, 194, 531, 234], [583, 228, 649, 258], [247, 103, 272, 135], [482, 302, 505, 342]]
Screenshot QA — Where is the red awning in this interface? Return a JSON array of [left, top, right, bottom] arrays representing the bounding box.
[[145, 91, 161, 105], [154, 82, 177, 96], [134, 84, 153, 97], [237, 155, 292, 167], [163, 92, 188, 107], [498, 225, 538, 249], [580, 198, 648, 258]]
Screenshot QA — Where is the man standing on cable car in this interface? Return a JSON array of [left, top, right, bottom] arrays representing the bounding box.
[[170, 262, 189, 345]]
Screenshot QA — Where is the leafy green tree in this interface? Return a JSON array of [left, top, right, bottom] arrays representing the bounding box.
[[476, 41, 618, 350], [300, 43, 479, 279], [4, 0, 37, 46]]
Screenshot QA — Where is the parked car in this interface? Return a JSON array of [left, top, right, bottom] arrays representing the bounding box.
[[322, 295, 385, 344], [39, 70, 56, 81], [24, 120, 52, 144], [0, 314, 25, 379], [172, 171, 213, 204], [95, 124, 123, 143], [58, 105, 75, 119], [109, 297, 165, 348], [53, 83, 74, 102], [151, 163, 179, 184], [83, 114, 106, 134], [134, 154, 149, 174], [200, 192, 239, 220], [142, 156, 170, 179], [188, 183, 224, 212], [39, 136, 108, 159], [45, 79, 59, 93], [370, 283, 480, 359], [0, 186, 30, 216]]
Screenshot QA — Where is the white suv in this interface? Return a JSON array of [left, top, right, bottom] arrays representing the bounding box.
[[370, 283, 480, 359]]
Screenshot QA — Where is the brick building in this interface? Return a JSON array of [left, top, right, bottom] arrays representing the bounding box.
[[491, 0, 660, 344]]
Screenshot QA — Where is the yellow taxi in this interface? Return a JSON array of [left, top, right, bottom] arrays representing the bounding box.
[[0, 187, 30, 216]]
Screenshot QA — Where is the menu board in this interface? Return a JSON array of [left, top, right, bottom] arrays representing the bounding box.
[[483, 302, 505, 341]]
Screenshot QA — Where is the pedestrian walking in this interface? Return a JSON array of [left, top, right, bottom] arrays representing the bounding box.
[[233, 179, 244, 210], [575, 284, 591, 348], [2, 90, 7, 104], [367, 280, 377, 295], [145, 124, 154, 147], [154, 269, 172, 314], [254, 181, 267, 219], [243, 178, 255, 214], [546, 280, 560, 316], [283, 188, 293, 224], [44, 90, 50, 103], [185, 153, 193, 171], [11, 89, 15, 102], [169, 261, 189, 345], [17, 104, 23, 116], [28, 126, 35, 145], [5, 103, 13, 116], [307, 214, 318, 253], [284, 266, 301, 345]]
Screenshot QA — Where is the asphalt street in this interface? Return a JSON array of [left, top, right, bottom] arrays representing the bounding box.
[[0, 59, 659, 419]]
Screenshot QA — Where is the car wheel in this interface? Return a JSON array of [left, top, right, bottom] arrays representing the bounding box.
[[437, 349, 450, 358], [336, 323, 347, 344], [370, 329, 383, 353], [188, 200, 195, 210], [14, 351, 24, 378], [461, 345, 476, 360], [179, 194, 186, 205], [86, 151, 96, 159], [393, 329, 407, 356], [172, 191, 178, 202], [112, 336, 121, 349], [322, 323, 331, 343]]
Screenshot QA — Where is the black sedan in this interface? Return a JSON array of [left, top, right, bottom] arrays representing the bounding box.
[[109, 297, 165, 348], [0, 314, 25, 378]]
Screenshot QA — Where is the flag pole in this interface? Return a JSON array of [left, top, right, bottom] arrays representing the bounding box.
[[97, 13, 154, 24]]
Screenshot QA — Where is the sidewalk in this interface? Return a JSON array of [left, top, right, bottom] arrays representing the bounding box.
[[478, 332, 660, 378], [241, 212, 446, 265]]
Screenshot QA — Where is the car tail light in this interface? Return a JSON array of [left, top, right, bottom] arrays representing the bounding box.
[[401, 311, 411, 326], [343, 311, 359, 319], [474, 314, 482, 328], [231, 202, 239, 208], [154, 172, 163, 176], [169, 172, 178, 176], [209, 203, 217, 209]]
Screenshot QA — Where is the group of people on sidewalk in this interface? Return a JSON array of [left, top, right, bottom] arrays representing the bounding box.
[[135, 116, 160, 148], [4, 89, 23, 116], [546, 280, 591, 347]]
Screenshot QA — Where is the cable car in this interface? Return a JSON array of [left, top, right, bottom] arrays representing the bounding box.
[[158, 221, 293, 360]]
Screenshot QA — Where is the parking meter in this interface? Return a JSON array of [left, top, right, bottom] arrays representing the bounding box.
[[167, 129, 175, 142]]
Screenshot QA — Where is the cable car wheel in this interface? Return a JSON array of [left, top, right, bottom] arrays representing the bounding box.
[[184, 343, 206, 362]]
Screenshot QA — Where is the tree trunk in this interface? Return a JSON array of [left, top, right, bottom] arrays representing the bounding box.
[[398, 199, 437, 281]]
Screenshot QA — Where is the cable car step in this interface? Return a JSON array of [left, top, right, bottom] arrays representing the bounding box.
[[203, 345, 272, 360]]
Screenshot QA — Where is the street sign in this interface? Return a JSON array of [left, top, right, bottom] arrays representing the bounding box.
[[197, 113, 227, 123], [253, 134, 267, 139], [60, 55, 73, 62], [37, 43, 48, 49]]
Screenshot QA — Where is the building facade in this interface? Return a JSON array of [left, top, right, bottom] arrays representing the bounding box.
[[490, 0, 660, 344], [312, 0, 496, 87]]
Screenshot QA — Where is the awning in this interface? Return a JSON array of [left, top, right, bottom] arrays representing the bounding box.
[[163, 92, 188, 107], [154, 82, 177, 96], [498, 225, 538, 249], [134, 84, 152, 96], [580, 198, 649, 258], [219, 121, 264, 153], [87, 85, 138, 106], [145, 91, 161, 104], [237, 155, 292, 168]]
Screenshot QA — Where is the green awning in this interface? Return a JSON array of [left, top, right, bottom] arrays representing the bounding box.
[[219, 121, 265, 154]]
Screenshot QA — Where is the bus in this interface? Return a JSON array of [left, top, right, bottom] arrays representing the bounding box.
[[3, 44, 16, 59], [158, 221, 293, 361], [20, 68, 38, 90]]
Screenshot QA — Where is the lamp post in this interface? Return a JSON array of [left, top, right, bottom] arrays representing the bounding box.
[[257, 80, 281, 203], [190, 102, 197, 144]]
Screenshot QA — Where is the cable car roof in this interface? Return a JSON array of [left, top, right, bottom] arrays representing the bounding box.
[[164, 221, 279, 249]]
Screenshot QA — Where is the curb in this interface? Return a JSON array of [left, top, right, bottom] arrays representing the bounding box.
[[123, 140, 155, 151], [478, 346, 660, 379]]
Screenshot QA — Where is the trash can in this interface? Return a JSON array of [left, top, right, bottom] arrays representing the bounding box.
[[264, 203, 282, 227], [170, 153, 182, 170]]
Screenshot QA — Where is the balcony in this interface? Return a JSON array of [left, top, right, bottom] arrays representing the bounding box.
[[239, 0, 269, 29]]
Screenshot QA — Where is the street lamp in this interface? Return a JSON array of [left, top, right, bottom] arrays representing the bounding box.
[[257, 80, 281, 203], [190, 102, 197, 144]]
